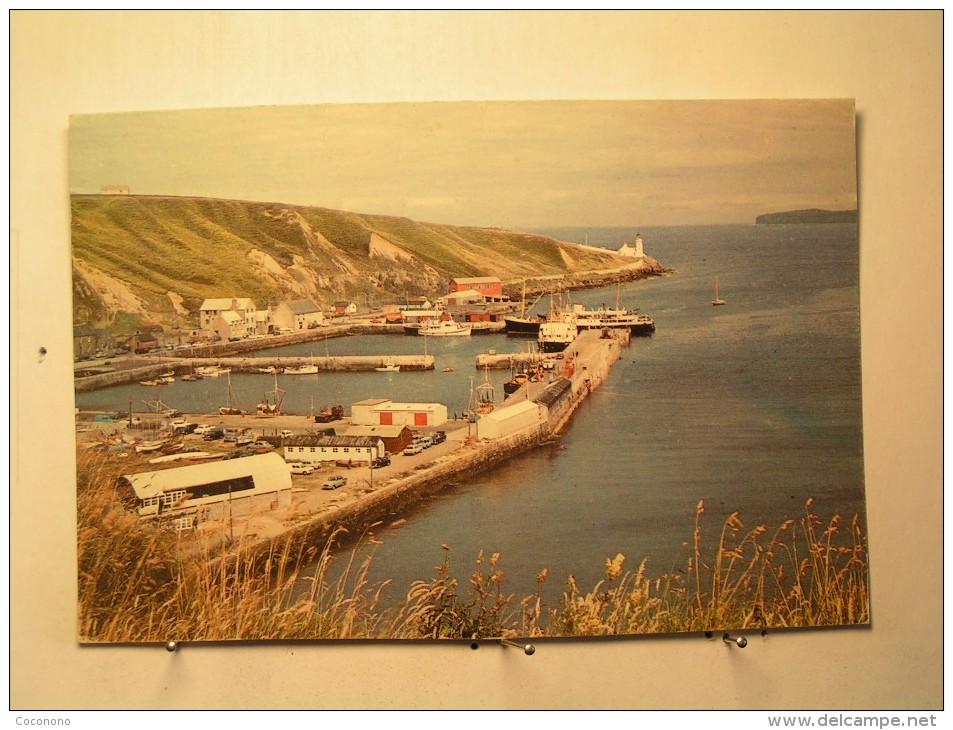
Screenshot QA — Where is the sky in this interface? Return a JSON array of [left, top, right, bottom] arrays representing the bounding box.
[[69, 99, 857, 229]]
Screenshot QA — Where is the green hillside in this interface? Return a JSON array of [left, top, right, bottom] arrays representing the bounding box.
[[71, 194, 655, 328]]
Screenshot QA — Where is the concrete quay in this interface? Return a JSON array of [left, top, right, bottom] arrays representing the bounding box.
[[174, 354, 435, 373]]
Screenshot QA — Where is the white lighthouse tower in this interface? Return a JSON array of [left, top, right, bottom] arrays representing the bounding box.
[[617, 232, 646, 259]]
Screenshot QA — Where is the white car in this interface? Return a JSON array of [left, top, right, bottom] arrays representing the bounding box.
[[403, 444, 423, 456], [289, 463, 314, 475], [279, 429, 295, 439], [322, 475, 347, 490], [193, 424, 216, 435]]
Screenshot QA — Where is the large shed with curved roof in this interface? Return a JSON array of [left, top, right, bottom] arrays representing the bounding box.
[[118, 452, 292, 527]]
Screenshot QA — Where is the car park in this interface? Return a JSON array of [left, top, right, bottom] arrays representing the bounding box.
[[322, 475, 347, 490], [290, 463, 314, 475]]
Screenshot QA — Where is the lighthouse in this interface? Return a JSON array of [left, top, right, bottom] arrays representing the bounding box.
[[634, 233, 644, 258]]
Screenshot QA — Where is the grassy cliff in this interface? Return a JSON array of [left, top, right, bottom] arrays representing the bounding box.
[[71, 194, 654, 328]]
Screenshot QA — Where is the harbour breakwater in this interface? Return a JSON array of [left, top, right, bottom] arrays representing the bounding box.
[[74, 353, 437, 393]]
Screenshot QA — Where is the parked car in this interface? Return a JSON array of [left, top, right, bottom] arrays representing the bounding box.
[[371, 455, 391, 468], [203, 428, 225, 441], [402, 444, 423, 456], [413, 436, 433, 449], [193, 424, 216, 436], [279, 429, 295, 439], [322, 475, 347, 490], [251, 440, 273, 450], [290, 463, 314, 475], [431, 431, 447, 444]]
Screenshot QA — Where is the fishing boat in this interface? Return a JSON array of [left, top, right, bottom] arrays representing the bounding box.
[[419, 320, 471, 337], [142, 398, 179, 417], [462, 374, 495, 419], [256, 373, 286, 416], [139, 379, 161, 386], [219, 372, 247, 416], [285, 354, 318, 375], [196, 365, 230, 377], [712, 276, 727, 306], [285, 363, 318, 375], [180, 361, 202, 381], [503, 370, 529, 395]]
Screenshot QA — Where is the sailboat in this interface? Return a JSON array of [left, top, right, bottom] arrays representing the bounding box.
[[181, 362, 203, 381], [712, 276, 727, 306], [285, 353, 319, 375], [219, 372, 247, 415]]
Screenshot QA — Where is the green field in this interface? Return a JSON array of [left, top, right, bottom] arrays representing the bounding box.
[[71, 194, 637, 327]]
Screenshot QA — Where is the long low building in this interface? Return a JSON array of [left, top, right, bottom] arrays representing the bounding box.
[[283, 434, 386, 465], [117, 452, 292, 529], [476, 399, 548, 440], [343, 424, 415, 455], [351, 399, 448, 428]]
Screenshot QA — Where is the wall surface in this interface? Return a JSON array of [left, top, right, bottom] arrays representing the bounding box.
[[10, 10, 943, 710]]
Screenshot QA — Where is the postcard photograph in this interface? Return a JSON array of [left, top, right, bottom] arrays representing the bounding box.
[[71, 99, 867, 642]]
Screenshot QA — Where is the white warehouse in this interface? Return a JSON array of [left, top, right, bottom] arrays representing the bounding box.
[[351, 399, 448, 428], [117, 452, 292, 527], [475, 399, 548, 440]]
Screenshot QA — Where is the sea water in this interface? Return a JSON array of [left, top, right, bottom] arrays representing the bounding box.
[[325, 223, 865, 609], [76, 223, 865, 610]]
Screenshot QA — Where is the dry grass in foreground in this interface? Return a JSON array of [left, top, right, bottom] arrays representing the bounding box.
[[77, 453, 868, 642]]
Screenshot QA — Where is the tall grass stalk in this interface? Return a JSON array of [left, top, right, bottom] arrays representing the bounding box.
[[77, 453, 868, 641]]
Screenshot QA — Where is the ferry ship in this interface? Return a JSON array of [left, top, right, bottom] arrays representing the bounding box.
[[537, 319, 577, 353]]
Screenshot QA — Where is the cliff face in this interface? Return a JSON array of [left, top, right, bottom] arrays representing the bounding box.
[[71, 194, 660, 328], [755, 208, 858, 225]]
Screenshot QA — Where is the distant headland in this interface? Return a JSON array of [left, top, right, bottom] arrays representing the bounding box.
[[755, 208, 858, 225]]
